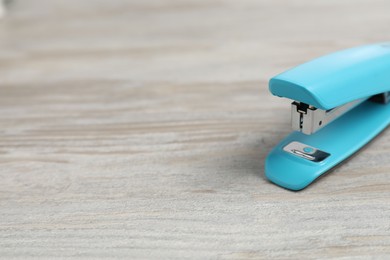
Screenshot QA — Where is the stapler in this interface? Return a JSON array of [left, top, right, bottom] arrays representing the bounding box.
[[265, 43, 390, 190]]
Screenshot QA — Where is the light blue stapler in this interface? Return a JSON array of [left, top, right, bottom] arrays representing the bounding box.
[[265, 43, 390, 190]]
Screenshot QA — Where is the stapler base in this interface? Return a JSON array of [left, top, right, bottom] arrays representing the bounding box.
[[265, 99, 390, 191]]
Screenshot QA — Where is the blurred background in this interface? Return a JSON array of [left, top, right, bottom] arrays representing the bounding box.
[[1, 0, 389, 86], [1, 0, 390, 258]]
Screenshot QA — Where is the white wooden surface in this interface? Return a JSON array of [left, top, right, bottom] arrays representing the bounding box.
[[0, 0, 390, 258]]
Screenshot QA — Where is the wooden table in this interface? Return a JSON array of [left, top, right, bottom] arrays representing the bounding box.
[[1, 0, 389, 258]]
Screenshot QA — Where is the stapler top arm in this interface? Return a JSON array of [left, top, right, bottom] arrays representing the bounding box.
[[269, 43, 390, 110]]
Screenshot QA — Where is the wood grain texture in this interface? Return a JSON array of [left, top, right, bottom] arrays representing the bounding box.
[[0, 0, 390, 259]]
